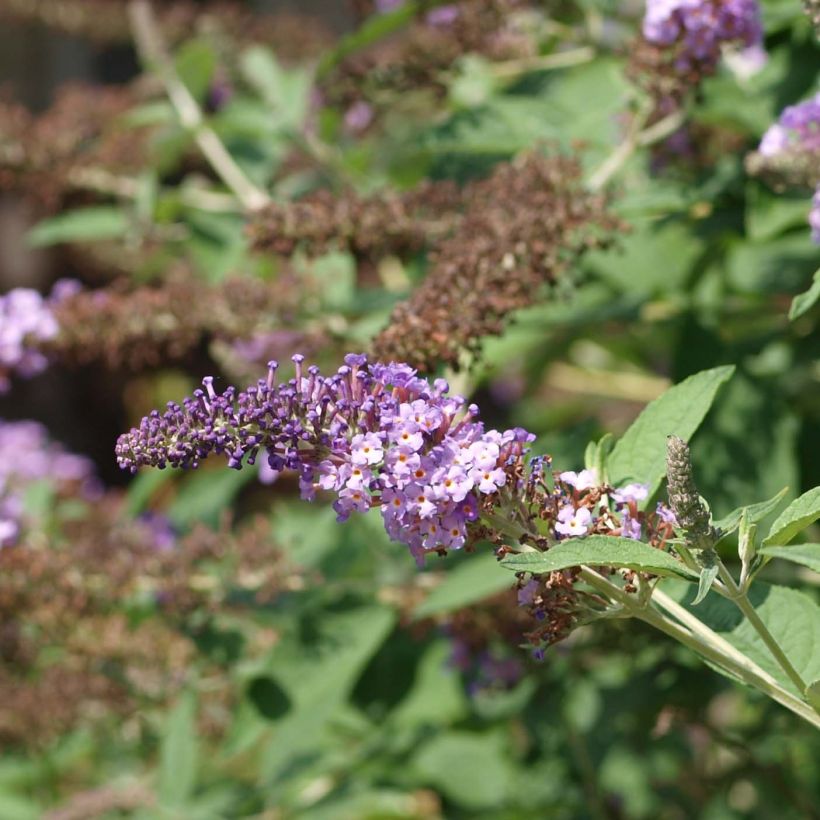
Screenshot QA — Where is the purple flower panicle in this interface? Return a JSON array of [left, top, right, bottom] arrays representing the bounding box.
[[759, 93, 820, 158], [116, 354, 534, 562], [643, 0, 764, 74]]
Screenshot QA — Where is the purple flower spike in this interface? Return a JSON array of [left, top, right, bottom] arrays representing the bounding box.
[[116, 354, 534, 561]]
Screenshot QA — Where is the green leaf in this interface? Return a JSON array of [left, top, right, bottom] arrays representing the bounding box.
[[125, 469, 175, 516], [758, 544, 820, 573], [168, 467, 256, 529], [175, 39, 217, 104], [26, 207, 129, 247], [692, 562, 720, 606], [158, 692, 199, 807], [663, 580, 820, 696], [712, 487, 789, 537], [414, 553, 512, 620], [584, 433, 615, 485], [763, 487, 820, 546], [260, 606, 395, 780], [410, 730, 514, 810], [607, 366, 735, 496], [789, 268, 820, 321], [501, 537, 698, 579]]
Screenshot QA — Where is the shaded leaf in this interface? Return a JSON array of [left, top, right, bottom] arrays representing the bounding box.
[[414, 552, 511, 619], [159, 692, 198, 807], [26, 207, 129, 247], [758, 544, 820, 573], [789, 268, 820, 321]]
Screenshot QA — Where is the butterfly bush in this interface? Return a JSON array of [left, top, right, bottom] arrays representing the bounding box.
[[117, 354, 678, 586], [0, 419, 97, 546], [0, 289, 58, 393], [642, 0, 764, 73]]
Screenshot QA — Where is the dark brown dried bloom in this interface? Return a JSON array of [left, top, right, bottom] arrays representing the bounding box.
[[43, 271, 310, 371], [0, 496, 304, 747], [0, 0, 333, 62], [371, 152, 623, 370], [0, 82, 153, 207], [321, 0, 534, 109], [247, 180, 462, 262]]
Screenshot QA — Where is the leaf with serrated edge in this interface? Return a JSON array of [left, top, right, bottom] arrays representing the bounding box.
[[763, 487, 820, 546], [758, 544, 820, 573], [712, 487, 789, 536], [608, 366, 735, 498], [501, 536, 698, 579]]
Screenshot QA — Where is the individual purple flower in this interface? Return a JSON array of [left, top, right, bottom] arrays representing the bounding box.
[[558, 469, 597, 491], [612, 483, 649, 504], [116, 354, 534, 563], [621, 510, 643, 540], [518, 578, 540, 606], [343, 100, 374, 134], [656, 503, 678, 525], [643, 0, 764, 75], [555, 505, 592, 537]]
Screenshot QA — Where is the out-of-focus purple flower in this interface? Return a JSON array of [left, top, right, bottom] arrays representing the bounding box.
[[810, 186, 820, 245], [0, 289, 59, 393], [558, 469, 597, 491], [116, 354, 535, 563], [375, 0, 404, 12], [555, 505, 592, 537], [724, 43, 768, 79], [0, 418, 96, 547], [656, 502, 678, 525], [343, 100, 374, 134], [426, 5, 460, 26], [759, 93, 820, 157], [137, 512, 177, 552], [643, 0, 764, 74], [612, 483, 649, 505], [518, 578, 540, 606]]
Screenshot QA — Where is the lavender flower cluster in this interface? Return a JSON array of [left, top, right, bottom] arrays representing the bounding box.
[[757, 93, 820, 244], [0, 289, 58, 393], [0, 419, 96, 546], [0, 280, 80, 393], [643, 0, 764, 73], [116, 354, 533, 562]]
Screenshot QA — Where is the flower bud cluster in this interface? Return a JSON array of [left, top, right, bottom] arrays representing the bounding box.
[[0, 419, 97, 546], [117, 353, 535, 563]]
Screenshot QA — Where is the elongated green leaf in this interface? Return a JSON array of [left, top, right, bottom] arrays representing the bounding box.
[[663, 580, 820, 696], [806, 679, 820, 712], [712, 487, 789, 536], [175, 39, 217, 104], [608, 366, 735, 497], [26, 207, 129, 247], [414, 553, 512, 619], [501, 537, 698, 579], [789, 268, 820, 321], [758, 544, 820, 573], [159, 692, 198, 807], [763, 487, 820, 546]]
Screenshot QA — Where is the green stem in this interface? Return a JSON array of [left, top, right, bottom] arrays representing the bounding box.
[[128, 0, 270, 212], [716, 561, 809, 696], [578, 567, 820, 729]]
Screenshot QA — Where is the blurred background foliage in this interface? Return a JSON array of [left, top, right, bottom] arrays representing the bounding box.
[[0, 0, 818, 817]]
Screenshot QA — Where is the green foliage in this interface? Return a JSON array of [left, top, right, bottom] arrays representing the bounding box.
[[763, 487, 820, 546], [759, 543, 820, 573], [26, 206, 130, 246], [502, 536, 699, 579]]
